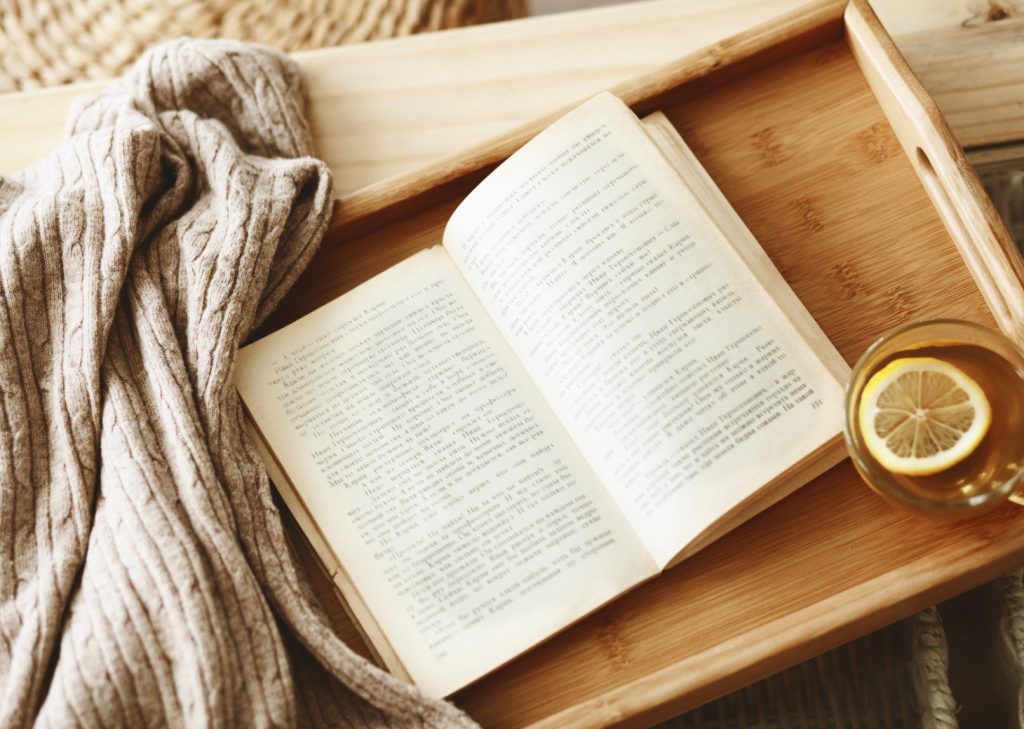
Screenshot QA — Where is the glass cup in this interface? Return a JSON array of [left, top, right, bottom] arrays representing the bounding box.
[[844, 319, 1024, 517]]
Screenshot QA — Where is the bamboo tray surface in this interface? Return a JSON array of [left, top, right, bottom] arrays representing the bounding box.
[[261, 3, 1024, 727]]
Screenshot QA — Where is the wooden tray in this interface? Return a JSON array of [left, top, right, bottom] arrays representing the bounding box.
[[262, 1, 1024, 726]]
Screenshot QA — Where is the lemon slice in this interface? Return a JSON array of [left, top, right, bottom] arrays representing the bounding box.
[[858, 357, 990, 476]]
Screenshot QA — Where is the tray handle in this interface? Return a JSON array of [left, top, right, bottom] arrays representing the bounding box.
[[844, 0, 1024, 343]]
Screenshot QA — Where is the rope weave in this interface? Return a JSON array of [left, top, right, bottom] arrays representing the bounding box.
[[1000, 569, 1024, 726], [663, 619, 919, 729], [982, 168, 1024, 249], [911, 607, 959, 729], [0, 0, 526, 92]]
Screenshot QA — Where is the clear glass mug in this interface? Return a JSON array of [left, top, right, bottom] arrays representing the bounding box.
[[843, 319, 1024, 517]]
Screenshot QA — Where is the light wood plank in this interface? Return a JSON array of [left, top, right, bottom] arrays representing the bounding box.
[[0, 0, 808, 187], [897, 19, 1024, 149], [870, 0, 1024, 148], [1, 0, 1021, 193], [870, 0, 1024, 37]]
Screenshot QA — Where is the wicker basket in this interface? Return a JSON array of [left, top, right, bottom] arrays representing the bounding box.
[[661, 610, 954, 729], [0, 0, 526, 92], [983, 169, 1024, 250]]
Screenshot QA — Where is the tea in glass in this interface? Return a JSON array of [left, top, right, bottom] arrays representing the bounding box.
[[844, 319, 1024, 516]]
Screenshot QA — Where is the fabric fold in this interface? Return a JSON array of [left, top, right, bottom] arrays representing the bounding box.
[[0, 38, 474, 729]]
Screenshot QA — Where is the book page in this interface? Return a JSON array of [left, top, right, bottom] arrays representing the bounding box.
[[443, 93, 846, 567], [235, 247, 656, 697]]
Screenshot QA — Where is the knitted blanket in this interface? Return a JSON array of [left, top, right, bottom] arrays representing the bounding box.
[[0, 39, 473, 728]]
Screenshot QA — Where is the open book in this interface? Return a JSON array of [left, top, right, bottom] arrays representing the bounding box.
[[235, 92, 849, 698]]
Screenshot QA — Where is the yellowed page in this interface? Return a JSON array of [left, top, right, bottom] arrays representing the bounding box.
[[443, 93, 846, 567], [235, 247, 656, 697]]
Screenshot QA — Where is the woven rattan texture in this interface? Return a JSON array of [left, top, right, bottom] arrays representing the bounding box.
[[0, 0, 526, 92]]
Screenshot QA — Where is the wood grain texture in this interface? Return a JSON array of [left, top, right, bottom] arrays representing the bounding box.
[[897, 19, 1024, 149], [0, 0, 1019, 193], [871, 0, 1024, 148], [0, 0, 809, 186], [321, 0, 846, 241], [870, 0, 1024, 36], [252, 3, 1024, 726]]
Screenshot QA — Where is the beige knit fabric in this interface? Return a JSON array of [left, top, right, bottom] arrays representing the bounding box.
[[0, 38, 474, 728]]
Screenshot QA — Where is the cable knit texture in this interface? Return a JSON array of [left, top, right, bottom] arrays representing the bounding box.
[[0, 38, 474, 728]]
